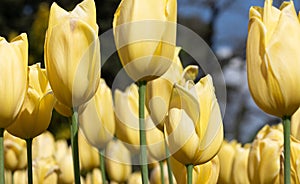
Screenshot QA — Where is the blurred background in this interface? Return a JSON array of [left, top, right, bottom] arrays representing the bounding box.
[[1, 0, 297, 143]]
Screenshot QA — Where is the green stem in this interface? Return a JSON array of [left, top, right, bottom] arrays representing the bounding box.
[[26, 138, 33, 184], [100, 150, 107, 184], [165, 141, 173, 184], [0, 128, 4, 184], [159, 161, 165, 184], [138, 81, 148, 184], [186, 164, 193, 184], [282, 116, 291, 184], [71, 108, 81, 184]]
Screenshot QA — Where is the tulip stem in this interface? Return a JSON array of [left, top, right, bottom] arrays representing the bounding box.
[[138, 81, 148, 184], [282, 116, 291, 184], [0, 128, 4, 184], [100, 150, 107, 184], [26, 138, 33, 184], [71, 108, 81, 184], [165, 141, 174, 184], [159, 161, 165, 184], [186, 164, 193, 184]]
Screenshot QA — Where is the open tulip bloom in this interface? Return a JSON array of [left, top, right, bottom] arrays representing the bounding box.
[[165, 74, 223, 183]]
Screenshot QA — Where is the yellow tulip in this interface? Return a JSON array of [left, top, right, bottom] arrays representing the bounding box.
[[85, 168, 102, 184], [0, 33, 28, 128], [113, 0, 177, 81], [165, 74, 223, 165], [32, 156, 59, 184], [247, 0, 300, 117], [114, 83, 149, 153], [4, 131, 27, 171], [291, 107, 300, 140], [32, 131, 55, 160], [146, 47, 199, 131], [79, 79, 115, 150], [231, 143, 251, 184], [7, 63, 55, 139], [248, 124, 283, 184], [105, 139, 132, 183], [217, 140, 240, 184], [45, 0, 100, 107], [170, 155, 219, 184], [78, 130, 100, 172]]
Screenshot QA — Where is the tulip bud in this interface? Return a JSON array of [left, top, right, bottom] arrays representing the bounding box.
[[45, 0, 100, 107], [247, 0, 300, 117], [248, 124, 283, 183], [4, 131, 27, 171], [79, 79, 115, 151], [78, 130, 100, 172], [114, 83, 149, 153], [0, 33, 28, 128], [85, 168, 102, 184], [166, 75, 223, 165], [7, 63, 55, 140], [105, 139, 132, 183], [113, 0, 177, 81]]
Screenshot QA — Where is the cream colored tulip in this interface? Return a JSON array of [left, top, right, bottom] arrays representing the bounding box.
[[146, 47, 198, 131], [231, 143, 251, 184], [78, 130, 100, 172], [45, 0, 100, 107], [79, 79, 115, 150], [166, 75, 223, 165], [217, 140, 240, 184], [32, 131, 56, 160], [85, 168, 102, 184], [248, 124, 283, 184], [32, 156, 59, 184], [105, 139, 132, 183], [7, 63, 55, 139], [247, 0, 300, 117], [0, 33, 28, 128], [4, 131, 27, 171], [114, 83, 149, 153], [170, 155, 219, 184], [5, 170, 12, 184], [113, 0, 177, 81]]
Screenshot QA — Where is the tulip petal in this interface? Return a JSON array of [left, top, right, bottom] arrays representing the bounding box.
[[72, 0, 98, 32], [167, 108, 201, 165]]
